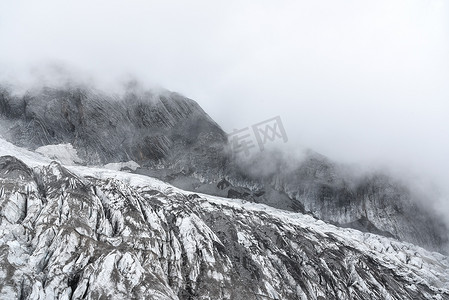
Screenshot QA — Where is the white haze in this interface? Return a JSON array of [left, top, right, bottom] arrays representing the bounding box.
[[1, 0, 449, 215]]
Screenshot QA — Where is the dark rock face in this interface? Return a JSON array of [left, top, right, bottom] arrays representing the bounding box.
[[0, 155, 34, 179], [228, 152, 449, 252], [0, 84, 447, 253], [0, 156, 448, 299], [0, 86, 228, 175]]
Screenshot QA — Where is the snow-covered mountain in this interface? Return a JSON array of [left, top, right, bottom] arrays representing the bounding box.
[[0, 138, 448, 299], [0, 84, 447, 254]]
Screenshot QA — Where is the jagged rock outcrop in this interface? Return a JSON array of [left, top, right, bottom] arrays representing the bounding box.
[[0, 84, 447, 253], [227, 151, 449, 252], [0, 155, 448, 299], [0, 85, 228, 176]]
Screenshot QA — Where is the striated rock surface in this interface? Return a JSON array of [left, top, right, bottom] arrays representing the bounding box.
[[223, 151, 449, 252], [0, 85, 227, 175], [0, 84, 447, 253], [0, 155, 448, 299]]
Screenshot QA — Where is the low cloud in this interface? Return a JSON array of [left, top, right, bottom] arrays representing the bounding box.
[[1, 0, 449, 217]]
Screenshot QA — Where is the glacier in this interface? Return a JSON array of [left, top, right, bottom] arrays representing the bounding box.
[[0, 137, 448, 299], [0, 85, 447, 253]]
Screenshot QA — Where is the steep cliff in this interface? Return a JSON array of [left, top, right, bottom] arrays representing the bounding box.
[[0, 84, 447, 253]]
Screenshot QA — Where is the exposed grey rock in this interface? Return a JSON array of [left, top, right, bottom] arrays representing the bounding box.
[[0, 156, 448, 299], [0, 84, 447, 253], [227, 150, 449, 253], [0, 85, 228, 176]]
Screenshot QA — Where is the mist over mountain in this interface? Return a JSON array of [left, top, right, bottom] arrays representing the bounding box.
[[1, 0, 449, 298], [0, 137, 448, 299], [0, 81, 447, 256]]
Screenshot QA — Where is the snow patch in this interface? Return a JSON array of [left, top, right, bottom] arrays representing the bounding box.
[[35, 144, 83, 165], [104, 161, 140, 172]]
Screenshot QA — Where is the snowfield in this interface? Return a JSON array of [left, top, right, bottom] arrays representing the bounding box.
[[35, 143, 84, 166]]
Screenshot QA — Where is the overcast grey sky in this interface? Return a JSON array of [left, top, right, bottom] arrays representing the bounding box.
[[1, 0, 449, 195]]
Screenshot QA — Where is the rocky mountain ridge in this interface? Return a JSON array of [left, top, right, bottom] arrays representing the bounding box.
[[0, 150, 448, 299], [0, 84, 447, 253]]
